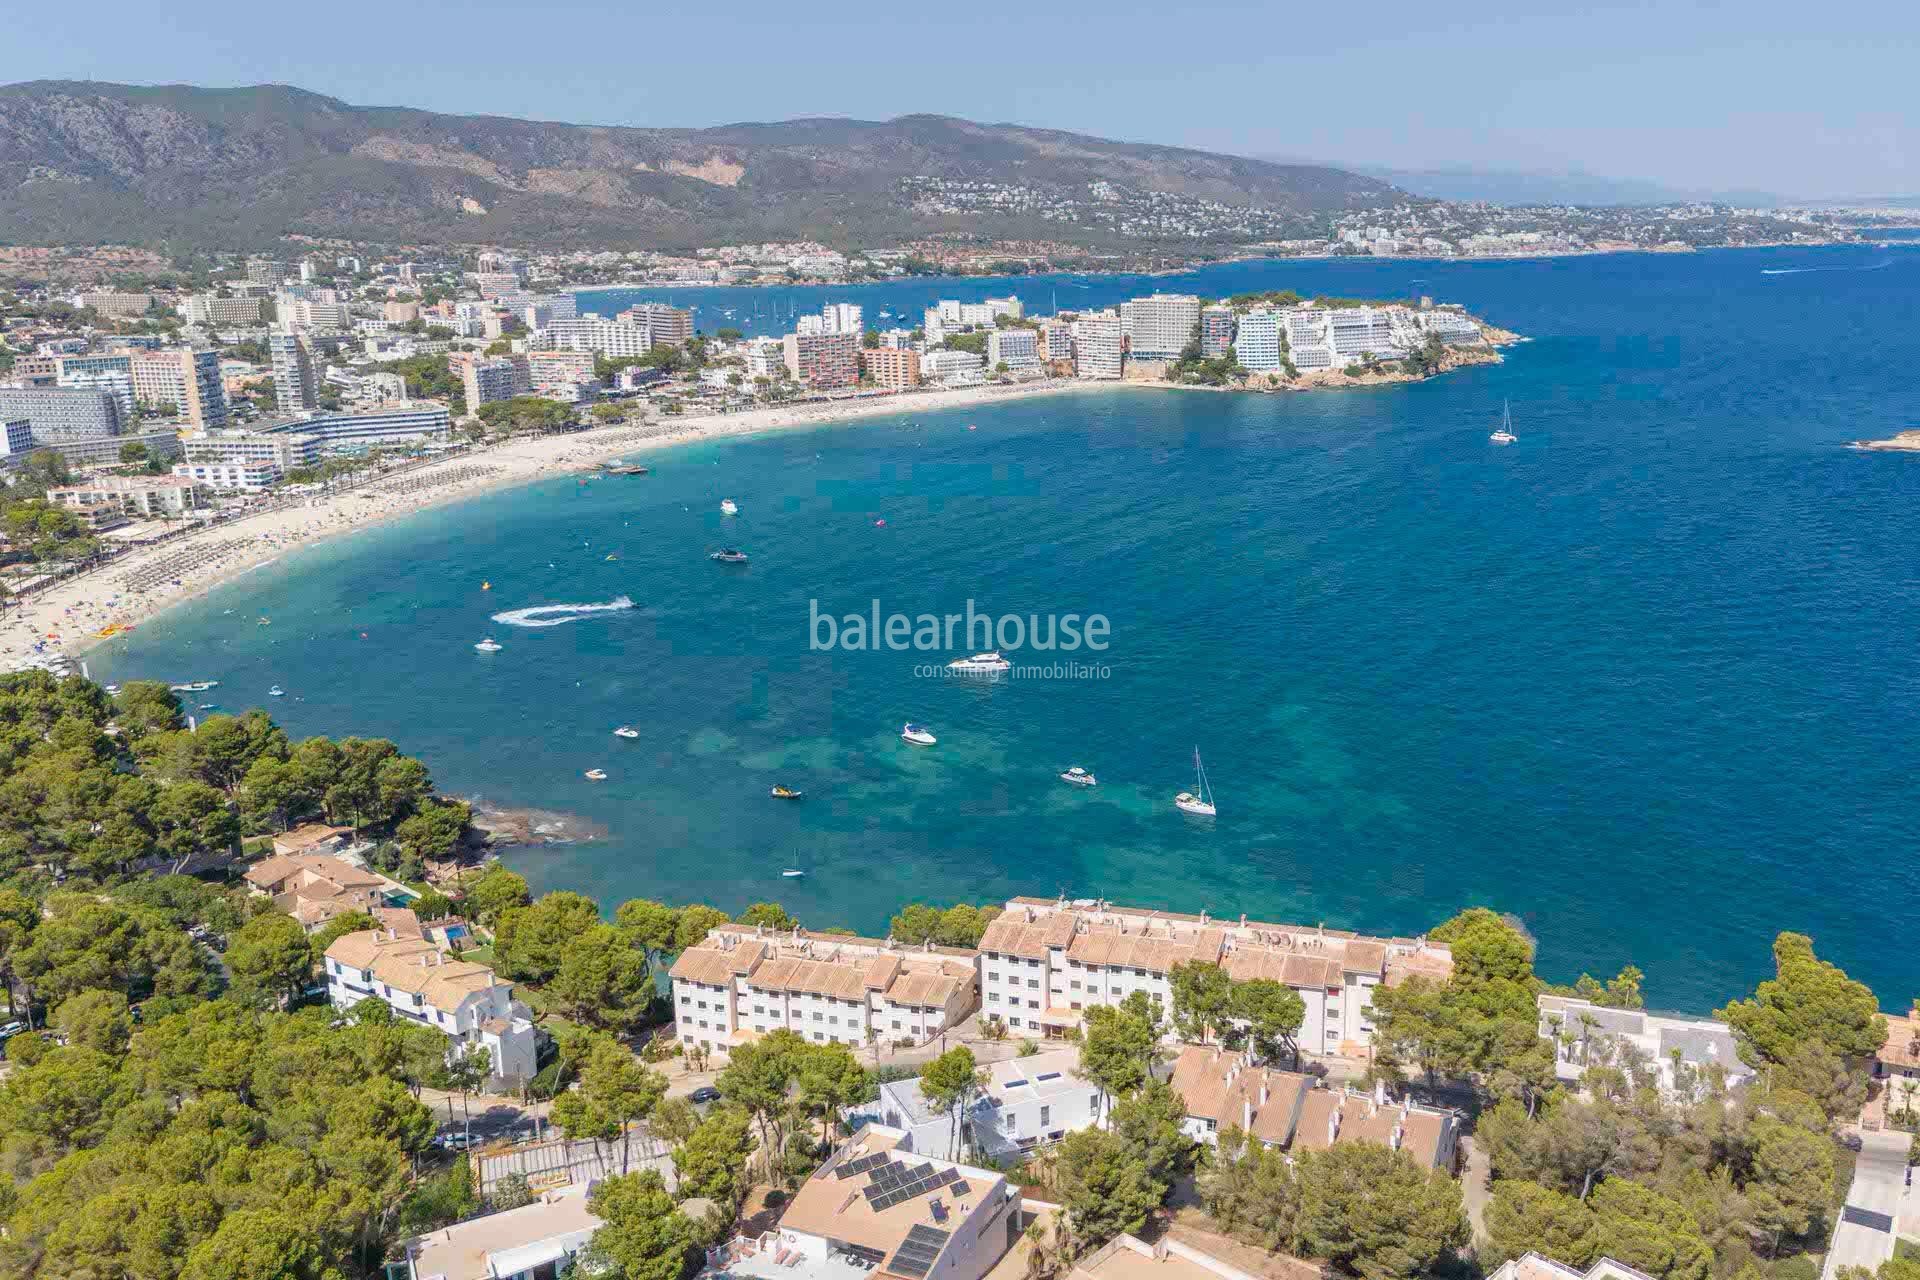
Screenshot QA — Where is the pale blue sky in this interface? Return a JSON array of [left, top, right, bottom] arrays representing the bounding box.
[[3, 0, 1913, 198]]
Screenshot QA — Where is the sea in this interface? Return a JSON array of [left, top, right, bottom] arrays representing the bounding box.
[[87, 242, 1920, 1015]]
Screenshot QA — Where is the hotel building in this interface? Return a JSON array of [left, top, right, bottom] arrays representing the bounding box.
[[1232, 311, 1283, 372], [265, 405, 452, 449], [46, 474, 210, 519], [44, 429, 182, 471], [129, 349, 229, 428], [454, 352, 532, 409], [183, 295, 266, 326], [0, 386, 124, 440], [976, 896, 1454, 1056], [821, 302, 865, 336], [1071, 311, 1125, 379], [175, 429, 323, 489], [618, 302, 694, 347], [669, 924, 976, 1058], [986, 328, 1040, 372], [1120, 294, 1202, 361], [270, 331, 320, 413], [862, 347, 922, 390], [783, 332, 861, 389], [1199, 305, 1237, 358]]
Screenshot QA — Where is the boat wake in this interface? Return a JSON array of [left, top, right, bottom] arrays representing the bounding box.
[[490, 596, 637, 628], [1762, 260, 1894, 275]]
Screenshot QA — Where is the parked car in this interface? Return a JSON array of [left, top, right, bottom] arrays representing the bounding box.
[[432, 1131, 480, 1152], [688, 1086, 721, 1104]]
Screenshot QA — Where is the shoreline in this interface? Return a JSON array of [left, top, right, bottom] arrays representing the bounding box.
[[0, 380, 1092, 669]]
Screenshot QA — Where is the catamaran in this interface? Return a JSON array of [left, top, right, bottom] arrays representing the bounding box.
[[1175, 747, 1217, 816], [1490, 399, 1518, 445]]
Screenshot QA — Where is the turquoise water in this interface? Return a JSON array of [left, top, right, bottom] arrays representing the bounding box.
[[91, 245, 1920, 1014]]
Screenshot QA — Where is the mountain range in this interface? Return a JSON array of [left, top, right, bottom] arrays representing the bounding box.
[[0, 81, 1399, 252]]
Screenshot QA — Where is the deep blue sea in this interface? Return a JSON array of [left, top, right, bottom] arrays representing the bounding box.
[[89, 245, 1920, 1015]]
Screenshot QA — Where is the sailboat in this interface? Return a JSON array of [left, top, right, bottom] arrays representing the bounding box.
[[1490, 399, 1518, 445], [1175, 748, 1217, 816]]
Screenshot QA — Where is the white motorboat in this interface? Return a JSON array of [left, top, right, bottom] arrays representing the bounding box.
[[474, 638, 503, 653], [1490, 399, 1518, 445], [1060, 766, 1097, 787], [721, 499, 739, 515], [946, 651, 1011, 674], [104, 684, 120, 696], [268, 686, 285, 698], [901, 722, 937, 747], [613, 726, 640, 739], [781, 868, 806, 878], [585, 769, 608, 781], [1174, 747, 1218, 817]]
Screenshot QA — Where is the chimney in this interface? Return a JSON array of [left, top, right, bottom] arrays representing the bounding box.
[[1328, 1102, 1341, 1144], [1390, 1116, 1404, 1150], [1260, 1081, 1270, 1107], [1239, 914, 1247, 928], [1242, 1097, 1253, 1131], [1373, 1078, 1387, 1108]]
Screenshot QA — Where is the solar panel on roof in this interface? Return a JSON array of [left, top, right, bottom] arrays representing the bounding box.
[[907, 1163, 934, 1179], [863, 1184, 885, 1202], [936, 1168, 960, 1187], [1035, 1072, 1062, 1081], [949, 1179, 971, 1199]]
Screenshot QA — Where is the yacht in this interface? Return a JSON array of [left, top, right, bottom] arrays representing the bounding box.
[[901, 722, 937, 747], [946, 651, 1011, 674], [721, 499, 739, 515], [1060, 766, 1097, 787], [770, 785, 804, 800], [1490, 399, 1518, 445], [710, 548, 749, 564], [781, 868, 807, 878], [268, 686, 285, 698], [585, 769, 608, 781], [613, 726, 640, 739], [170, 680, 219, 693], [1174, 747, 1218, 817], [474, 638, 504, 653]]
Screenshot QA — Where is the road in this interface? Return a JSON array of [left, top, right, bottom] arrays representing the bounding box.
[[1824, 1129, 1910, 1280]]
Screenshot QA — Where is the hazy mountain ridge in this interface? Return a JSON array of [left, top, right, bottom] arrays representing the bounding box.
[[0, 81, 1400, 250]]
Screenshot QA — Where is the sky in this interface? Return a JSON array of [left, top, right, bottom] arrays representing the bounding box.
[[2, 0, 1914, 199]]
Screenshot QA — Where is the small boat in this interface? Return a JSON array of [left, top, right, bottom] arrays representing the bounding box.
[[474, 638, 503, 653], [720, 499, 739, 515], [770, 785, 804, 800], [781, 868, 806, 878], [482, 581, 492, 591], [1175, 747, 1218, 817], [604, 554, 619, 562], [197, 702, 219, 711], [901, 722, 937, 747], [1490, 399, 1518, 445], [710, 548, 749, 564], [1060, 766, 1097, 787], [268, 686, 285, 698], [947, 651, 1011, 674], [104, 684, 120, 695], [585, 769, 608, 781], [613, 726, 640, 739]]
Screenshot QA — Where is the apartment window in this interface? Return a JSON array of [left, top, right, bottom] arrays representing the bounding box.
[[892, 1020, 902, 1030], [829, 1016, 839, 1026], [1070, 980, 1081, 991], [813, 1012, 824, 1022], [1090, 1093, 1101, 1112], [1027, 979, 1039, 989], [1109, 986, 1122, 995], [988, 993, 1000, 1004], [1027, 999, 1039, 1010], [1039, 1105, 1051, 1126], [697, 1000, 708, 1010], [1071, 1002, 1082, 1011], [679, 995, 691, 1005]]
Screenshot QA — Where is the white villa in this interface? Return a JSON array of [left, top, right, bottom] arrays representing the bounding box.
[[325, 916, 538, 1088], [1537, 994, 1755, 1097], [843, 1047, 1107, 1163]]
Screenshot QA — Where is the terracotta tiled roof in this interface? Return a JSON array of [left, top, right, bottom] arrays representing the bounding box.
[[326, 928, 506, 1015], [979, 912, 1077, 959], [1385, 947, 1455, 987], [1219, 948, 1344, 988], [670, 940, 766, 985], [1066, 929, 1202, 975], [1169, 1046, 1314, 1147], [775, 1130, 1003, 1259]]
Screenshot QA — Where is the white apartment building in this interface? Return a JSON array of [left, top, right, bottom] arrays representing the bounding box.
[[1325, 307, 1407, 363], [821, 302, 864, 336], [739, 1126, 1021, 1280], [57, 368, 135, 420], [270, 331, 319, 413], [46, 474, 210, 519], [1284, 310, 1334, 370], [923, 350, 986, 385], [325, 921, 538, 1088], [794, 314, 826, 336], [1120, 294, 1202, 361], [977, 897, 1454, 1056], [1071, 311, 1125, 379], [669, 924, 977, 1058], [1233, 311, 1283, 373], [745, 337, 787, 380], [922, 308, 948, 348], [986, 328, 1040, 372], [844, 1048, 1107, 1163], [183, 295, 265, 326], [175, 429, 323, 489], [287, 299, 353, 330]]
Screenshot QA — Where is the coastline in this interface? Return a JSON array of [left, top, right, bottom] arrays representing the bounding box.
[[1850, 429, 1920, 452], [0, 380, 1093, 669]]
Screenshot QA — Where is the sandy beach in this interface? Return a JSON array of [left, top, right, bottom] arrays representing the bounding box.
[[0, 379, 1093, 671]]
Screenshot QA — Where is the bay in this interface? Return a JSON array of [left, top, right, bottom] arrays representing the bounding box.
[[90, 244, 1920, 1014]]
